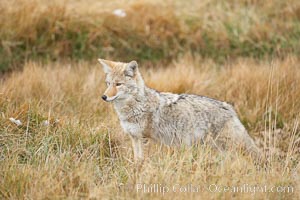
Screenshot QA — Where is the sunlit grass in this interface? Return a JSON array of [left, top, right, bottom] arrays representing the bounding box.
[[0, 56, 299, 199], [1, 0, 300, 71]]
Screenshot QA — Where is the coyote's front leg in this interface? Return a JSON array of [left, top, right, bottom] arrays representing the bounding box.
[[130, 136, 144, 161]]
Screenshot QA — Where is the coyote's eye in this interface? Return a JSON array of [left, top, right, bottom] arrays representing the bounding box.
[[116, 83, 123, 86]]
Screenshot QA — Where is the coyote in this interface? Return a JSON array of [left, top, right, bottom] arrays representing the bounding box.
[[99, 59, 260, 160]]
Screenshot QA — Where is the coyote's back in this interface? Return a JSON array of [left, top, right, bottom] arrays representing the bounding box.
[[141, 92, 259, 154], [98, 59, 260, 160]]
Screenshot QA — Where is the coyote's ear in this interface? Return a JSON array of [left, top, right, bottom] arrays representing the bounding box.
[[124, 60, 138, 77], [98, 59, 112, 74]]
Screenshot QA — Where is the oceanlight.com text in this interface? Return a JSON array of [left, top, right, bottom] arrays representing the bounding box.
[[136, 183, 294, 195]]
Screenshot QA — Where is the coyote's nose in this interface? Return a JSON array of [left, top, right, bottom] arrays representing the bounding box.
[[102, 95, 107, 101]]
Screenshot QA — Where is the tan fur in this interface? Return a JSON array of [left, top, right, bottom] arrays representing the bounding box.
[[99, 59, 261, 161], [104, 85, 117, 98]]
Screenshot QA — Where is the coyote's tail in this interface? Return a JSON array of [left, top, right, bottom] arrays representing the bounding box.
[[226, 117, 263, 160]]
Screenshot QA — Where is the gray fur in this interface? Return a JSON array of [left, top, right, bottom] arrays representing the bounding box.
[[99, 59, 260, 160]]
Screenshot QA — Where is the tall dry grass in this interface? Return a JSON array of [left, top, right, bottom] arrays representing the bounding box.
[[0, 56, 299, 199], [1, 0, 300, 71]]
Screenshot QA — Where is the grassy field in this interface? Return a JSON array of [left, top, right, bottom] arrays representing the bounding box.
[[0, 56, 299, 199], [1, 0, 300, 199], [1, 0, 300, 71]]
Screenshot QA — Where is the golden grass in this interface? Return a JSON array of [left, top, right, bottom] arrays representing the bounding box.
[[1, 0, 300, 71], [0, 56, 299, 199]]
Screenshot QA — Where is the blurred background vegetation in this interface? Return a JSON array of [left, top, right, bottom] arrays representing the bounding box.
[[1, 0, 300, 72]]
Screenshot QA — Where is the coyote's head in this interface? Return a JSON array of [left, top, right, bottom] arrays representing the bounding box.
[[98, 59, 145, 102]]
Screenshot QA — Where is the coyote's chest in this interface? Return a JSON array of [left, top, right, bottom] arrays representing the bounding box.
[[114, 103, 149, 138], [119, 120, 142, 137]]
